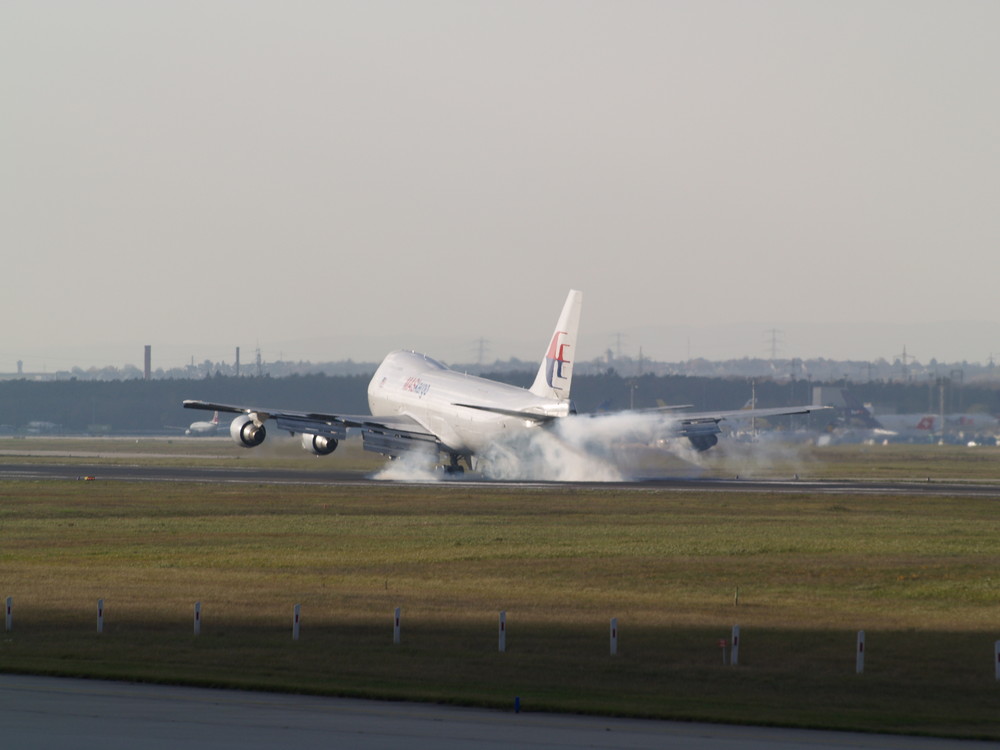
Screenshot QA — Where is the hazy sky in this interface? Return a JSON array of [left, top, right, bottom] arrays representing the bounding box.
[[4, 1, 999, 371]]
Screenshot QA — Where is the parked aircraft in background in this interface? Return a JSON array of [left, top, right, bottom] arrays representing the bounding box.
[[184, 290, 829, 475], [944, 413, 1000, 435], [838, 391, 886, 431], [825, 391, 899, 443], [185, 411, 221, 436], [873, 412, 1000, 442], [870, 412, 936, 436], [165, 411, 223, 436], [836, 392, 999, 444]]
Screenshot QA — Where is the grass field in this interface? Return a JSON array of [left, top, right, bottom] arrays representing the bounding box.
[[2, 443, 1000, 739]]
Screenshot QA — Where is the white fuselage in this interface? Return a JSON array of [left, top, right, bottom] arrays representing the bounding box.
[[185, 422, 218, 436], [875, 412, 1000, 436], [185, 411, 220, 436], [367, 351, 570, 454]]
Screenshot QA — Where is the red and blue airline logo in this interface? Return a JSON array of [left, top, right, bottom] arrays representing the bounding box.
[[403, 376, 430, 397], [545, 331, 572, 389]]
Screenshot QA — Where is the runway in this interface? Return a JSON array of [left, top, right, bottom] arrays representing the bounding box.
[[2, 459, 1000, 497], [1, 674, 993, 750]]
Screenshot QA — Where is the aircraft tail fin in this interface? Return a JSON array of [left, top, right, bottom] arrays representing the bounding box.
[[840, 389, 884, 429], [529, 290, 582, 401]]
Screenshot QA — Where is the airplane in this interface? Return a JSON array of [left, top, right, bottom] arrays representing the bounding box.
[[870, 411, 1000, 443], [817, 390, 899, 444], [26, 420, 60, 434], [944, 413, 1000, 435], [832, 392, 1000, 445], [185, 411, 221, 436], [838, 390, 886, 432], [183, 290, 830, 476], [164, 411, 222, 436]]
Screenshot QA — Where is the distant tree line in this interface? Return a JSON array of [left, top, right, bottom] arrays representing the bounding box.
[[0, 374, 372, 434], [0, 371, 997, 435]]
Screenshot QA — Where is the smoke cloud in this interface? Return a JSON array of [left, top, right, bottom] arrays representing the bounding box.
[[371, 412, 815, 482], [702, 429, 812, 480], [372, 442, 442, 482], [477, 412, 675, 481]]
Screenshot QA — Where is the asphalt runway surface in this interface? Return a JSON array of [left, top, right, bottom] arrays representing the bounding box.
[[3, 459, 1000, 497], [2, 674, 994, 750]]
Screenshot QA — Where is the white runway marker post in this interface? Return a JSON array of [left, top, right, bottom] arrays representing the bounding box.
[[610, 618, 619, 656], [731, 625, 740, 666], [498, 611, 507, 653], [194, 602, 202, 636], [5, 597, 11, 632], [97, 599, 104, 634], [856, 630, 865, 674], [292, 604, 301, 641], [393, 607, 401, 645]]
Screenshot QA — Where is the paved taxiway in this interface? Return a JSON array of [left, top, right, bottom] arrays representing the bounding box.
[[2, 674, 993, 750], [3, 460, 1000, 497]]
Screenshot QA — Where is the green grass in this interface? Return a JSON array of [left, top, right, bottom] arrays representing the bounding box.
[[2, 476, 1000, 738]]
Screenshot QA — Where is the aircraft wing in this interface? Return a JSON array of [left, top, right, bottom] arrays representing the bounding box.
[[590, 403, 830, 449], [664, 404, 831, 449], [676, 404, 831, 425], [182, 400, 440, 457]]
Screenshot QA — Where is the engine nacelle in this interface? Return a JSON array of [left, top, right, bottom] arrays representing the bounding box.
[[230, 414, 266, 448], [301, 433, 338, 456], [688, 433, 719, 452]]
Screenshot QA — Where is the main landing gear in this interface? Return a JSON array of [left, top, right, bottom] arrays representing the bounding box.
[[443, 454, 465, 476]]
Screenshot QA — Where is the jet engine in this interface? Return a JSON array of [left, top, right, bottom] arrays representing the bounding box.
[[683, 421, 721, 452], [301, 433, 338, 456], [688, 434, 718, 452], [230, 414, 266, 448]]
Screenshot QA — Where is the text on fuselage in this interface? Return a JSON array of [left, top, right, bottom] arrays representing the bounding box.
[[403, 377, 430, 397]]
